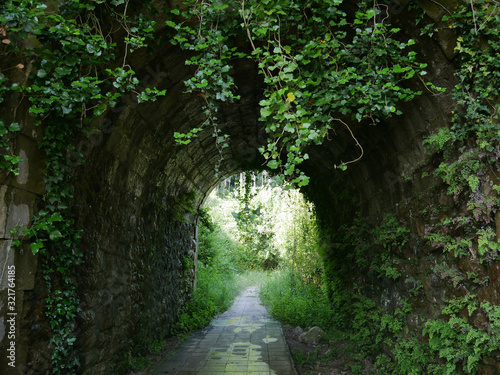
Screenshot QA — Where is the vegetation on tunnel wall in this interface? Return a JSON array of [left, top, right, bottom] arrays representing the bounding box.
[[418, 3, 500, 372], [1, 0, 165, 373], [168, 0, 443, 186]]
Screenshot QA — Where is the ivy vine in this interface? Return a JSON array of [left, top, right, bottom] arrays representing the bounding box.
[[419, 4, 500, 371], [168, 0, 440, 186], [0, 120, 21, 175], [1, 0, 164, 372], [423, 1, 500, 265]]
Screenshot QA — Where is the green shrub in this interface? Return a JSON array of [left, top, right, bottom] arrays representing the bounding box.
[[198, 222, 240, 272], [259, 269, 338, 330], [174, 262, 239, 334]]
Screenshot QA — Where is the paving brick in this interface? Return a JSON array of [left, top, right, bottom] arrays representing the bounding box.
[[152, 287, 297, 375]]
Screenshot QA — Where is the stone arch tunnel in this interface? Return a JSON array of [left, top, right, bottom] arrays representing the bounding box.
[[1, 0, 500, 374]]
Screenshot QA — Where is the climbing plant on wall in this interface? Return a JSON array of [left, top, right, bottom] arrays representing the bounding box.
[[313, 2, 500, 372], [423, 0, 500, 244], [168, 0, 440, 186], [419, 2, 500, 372], [1, 0, 164, 373]]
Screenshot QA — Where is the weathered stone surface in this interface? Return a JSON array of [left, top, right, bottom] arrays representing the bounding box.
[[10, 136, 46, 195], [0, 241, 15, 291], [293, 326, 304, 336], [299, 327, 326, 346], [1, 187, 39, 239]]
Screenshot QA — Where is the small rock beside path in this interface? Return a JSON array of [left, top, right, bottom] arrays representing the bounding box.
[[299, 326, 326, 346]]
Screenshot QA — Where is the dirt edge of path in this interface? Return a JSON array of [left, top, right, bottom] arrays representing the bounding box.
[[282, 324, 354, 375]]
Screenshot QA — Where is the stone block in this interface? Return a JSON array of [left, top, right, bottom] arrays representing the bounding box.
[[416, 0, 457, 22], [15, 245, 37, 291], [1, 188, 37, 239], [299, 327, 325, 346], [9, 135, 45, 196], [0, 185, 7, 238]]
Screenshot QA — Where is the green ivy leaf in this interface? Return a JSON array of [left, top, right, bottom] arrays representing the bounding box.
[[267, 160, 280, 169], [260, 107, 274, 117], [8, 123, 20, 132], [30, 241, 44, 255]]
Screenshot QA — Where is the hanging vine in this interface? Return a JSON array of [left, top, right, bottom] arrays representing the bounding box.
[[1, 0, 164, 373], [168, 0, 441, 186]]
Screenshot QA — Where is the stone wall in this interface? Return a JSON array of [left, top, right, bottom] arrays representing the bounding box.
[[299, 5, 500, 373], [0, 65, 48, 373]]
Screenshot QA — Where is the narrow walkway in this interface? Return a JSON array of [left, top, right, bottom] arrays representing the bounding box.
[[152, 286, 297, 375]]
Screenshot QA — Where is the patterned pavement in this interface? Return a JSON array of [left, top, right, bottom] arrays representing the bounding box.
[[152, 286, 297, 375]]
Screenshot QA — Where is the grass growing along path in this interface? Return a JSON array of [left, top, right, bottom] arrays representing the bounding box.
[[125, 177, 368, 374]]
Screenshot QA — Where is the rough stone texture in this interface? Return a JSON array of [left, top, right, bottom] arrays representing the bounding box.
[[0, 1, 499, 374], [299, 327, 326, 346], [0, 104, 46, 375]]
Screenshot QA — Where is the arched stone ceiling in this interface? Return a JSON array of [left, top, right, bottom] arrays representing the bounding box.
[[76, 1, 457, 218]]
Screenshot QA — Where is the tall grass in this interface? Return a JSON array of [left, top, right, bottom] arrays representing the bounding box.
[[173, 262, 240, 334], [173, 210, 242, 334], [259, 269, 339, 331]]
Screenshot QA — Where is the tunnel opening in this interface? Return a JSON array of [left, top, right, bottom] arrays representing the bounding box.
[[199, 171, 319, 273], [173, 170, 322, 332]]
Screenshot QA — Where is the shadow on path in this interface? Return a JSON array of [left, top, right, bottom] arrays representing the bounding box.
[[152, 286, 297, 374]]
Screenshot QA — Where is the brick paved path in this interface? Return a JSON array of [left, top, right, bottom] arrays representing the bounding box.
[[152, 286, 297, 375]]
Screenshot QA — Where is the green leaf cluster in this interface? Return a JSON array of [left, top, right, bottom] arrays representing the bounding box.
[[1, 0, 166, 373], [0, 120, 22, 174], [423, 296, 500, 374], [169, 0, 434, 186], [167, 1, 243, 175]]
